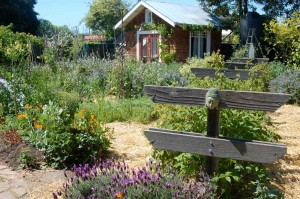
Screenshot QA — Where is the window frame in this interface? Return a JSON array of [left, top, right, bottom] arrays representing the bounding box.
[[189, 31, 211, 58], [145, 9, 152, 25]]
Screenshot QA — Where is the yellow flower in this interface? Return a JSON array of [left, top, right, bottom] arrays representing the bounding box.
[[32, 118, 36, 121], [34, 124, 43, 129], [80, 109, 86, 114], [116, 192, 123, 198], [17, 114, 23, 119], [91, 114, 95, 119]]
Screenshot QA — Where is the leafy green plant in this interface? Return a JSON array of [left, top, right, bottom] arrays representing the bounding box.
[[264, 11, 300, 67], [18, 101, 110, 168], [18, 147, 36, 169]]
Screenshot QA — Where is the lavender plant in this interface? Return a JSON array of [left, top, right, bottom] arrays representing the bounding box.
[[270, 68, 300, 104], [53, 158, 217, 199]]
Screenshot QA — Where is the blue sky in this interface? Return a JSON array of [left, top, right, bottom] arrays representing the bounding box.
[[35, 0, 199, 32], [35, 0, 264, 32]]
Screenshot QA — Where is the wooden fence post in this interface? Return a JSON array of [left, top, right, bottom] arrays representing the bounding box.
[[205, 88, 220, 175]]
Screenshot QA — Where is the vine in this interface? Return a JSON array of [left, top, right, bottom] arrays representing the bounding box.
[[181, 23, 214, 31]]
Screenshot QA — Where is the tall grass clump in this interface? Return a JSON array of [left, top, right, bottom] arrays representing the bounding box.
[[79, 97, 156, 124], [53, 158, 217, 199]]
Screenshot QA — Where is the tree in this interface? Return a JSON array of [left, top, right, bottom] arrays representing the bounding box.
[[264, 12, 300, 67], [37, 19, 73, 37], [0, 0, 39, 34], [85, 0, 128, 40], [198, 0, 300, 30]]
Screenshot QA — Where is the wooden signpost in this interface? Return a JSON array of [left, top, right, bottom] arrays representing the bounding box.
[[143, 85, 290, 175], [191, 68, 262, 80]]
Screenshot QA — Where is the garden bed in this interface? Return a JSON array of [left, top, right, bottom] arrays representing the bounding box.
[[0, 138, 44, 170], [0, 105, 299, 198]]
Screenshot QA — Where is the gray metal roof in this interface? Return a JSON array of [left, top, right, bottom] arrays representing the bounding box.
[[114, 0, 222, 29], [146, 1, 221, 26]]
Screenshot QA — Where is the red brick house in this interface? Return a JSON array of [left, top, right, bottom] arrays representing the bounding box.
[[114, 0, 222, 62]]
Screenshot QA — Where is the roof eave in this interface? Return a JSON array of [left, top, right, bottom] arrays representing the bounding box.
[[114, 1, 176, 29]]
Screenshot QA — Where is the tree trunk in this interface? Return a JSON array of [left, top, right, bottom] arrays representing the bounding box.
[[237, 0, 243, 18], [243, 0, 248, 16]]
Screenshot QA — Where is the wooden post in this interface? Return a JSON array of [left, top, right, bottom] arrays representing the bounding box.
[[205, 88, 220, 176]]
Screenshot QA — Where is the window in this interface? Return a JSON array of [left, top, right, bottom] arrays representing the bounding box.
[[190, 31, 208, 58], [145, 9, 152, 25]]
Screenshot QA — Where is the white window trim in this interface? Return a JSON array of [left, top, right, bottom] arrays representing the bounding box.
[[189, 30, 211, 58], [136, 30, 161, 61], [145, 9, 152, 25]]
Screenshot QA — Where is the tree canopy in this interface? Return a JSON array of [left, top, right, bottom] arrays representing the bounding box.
[[84, 0, 128, 40], [198, 0, 300, 30], [37, 19, 73, 37], [0, 0, 39, 34]]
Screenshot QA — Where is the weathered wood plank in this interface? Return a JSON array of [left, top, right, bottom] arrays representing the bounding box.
[[149, 128, 286, 147], [233, 58, 269, 64], [191, 68, 262, 80], [144, 86, 290, 112], [144, 129, 287, 164], [225, 62, 254, 69]]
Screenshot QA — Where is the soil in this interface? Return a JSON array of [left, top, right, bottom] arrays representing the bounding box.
[[0, 138, 44, 171], [0, 105, 299, 198]]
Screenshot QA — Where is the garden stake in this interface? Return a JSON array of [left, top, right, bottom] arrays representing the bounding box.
[[205, 88, 220, 176]]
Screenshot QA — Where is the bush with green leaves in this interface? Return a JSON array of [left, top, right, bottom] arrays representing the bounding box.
[[53, 158, 218, 199], [0, 25, 43, 66], [264, 11, 300, 67], [17, 101, 110, 168]]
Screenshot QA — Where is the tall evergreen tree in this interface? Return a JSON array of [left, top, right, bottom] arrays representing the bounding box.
[[0, 0, 39, 34]]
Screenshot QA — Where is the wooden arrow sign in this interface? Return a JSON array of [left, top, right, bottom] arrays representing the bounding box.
[[144, 86, 290, 112], [144, 128, 287, 164], [190, 68, 262, 80]]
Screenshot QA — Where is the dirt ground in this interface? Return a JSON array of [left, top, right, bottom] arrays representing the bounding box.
[[0, 105, 299, 198], [268, 105, 300, 198]]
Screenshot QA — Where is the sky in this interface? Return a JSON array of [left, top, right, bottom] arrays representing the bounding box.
[[34, 0, 200, 32], [35, 0, 264, 32]]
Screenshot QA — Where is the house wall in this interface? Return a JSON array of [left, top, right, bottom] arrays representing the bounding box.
[[124, 9, 165, 58], [123, 8, 221, 62], [173, 26, 189, 62]]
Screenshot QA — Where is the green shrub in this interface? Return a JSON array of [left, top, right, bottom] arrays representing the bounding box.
[[18, 101, 110, 168], [52, 90, 81, 118], [0, 25, 43, 66]]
